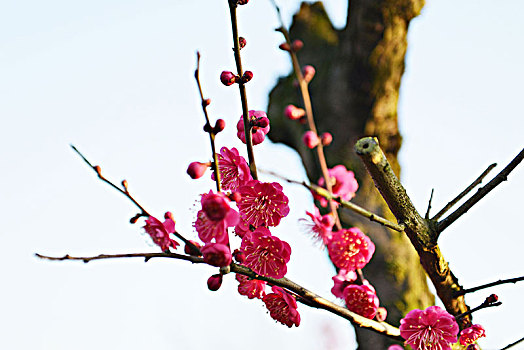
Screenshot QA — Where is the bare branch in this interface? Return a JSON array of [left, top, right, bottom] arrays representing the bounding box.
[[438, 148, 524, 233], [36, 251, 402, 340], [432, 163, 496, 221], [454, 275, 524, 297], [500, 335, 524, 350], [424, 188, 434, 219]]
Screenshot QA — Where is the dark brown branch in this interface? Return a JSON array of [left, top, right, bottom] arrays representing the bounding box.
[[500, 335, 524, 350], [36, 251, 402, 340], [194, 52, 221, 192], [425, 188, 434, 219], [454, 275, 524, 297], [432, 163, 496, 221], [228, 0, 257, 180], [355, 137, 471, 320], [438, 148, 524, 233], [259, 169, 404, 232], [455, 297, 502, 320]]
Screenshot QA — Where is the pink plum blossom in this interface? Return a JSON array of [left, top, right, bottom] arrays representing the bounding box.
[[187, 161, 210, 179], [459, 324, 486, 346], [302, 207, 335, 245], [400, 306, 459, 350], [302, 65, 316, 83], [212, 147, 252, 191], [331, 269, 358, 299], [316, 165, 358, 207], [327, 227, 375, 271], [263, 286, 300, 328], [194, 191, 239, 245], [343, 284, 380, 319], [302, 131, 320, 149], [143, 215, 178, 251], [240, 227, 291, 279], [236, 110, 270, 145], [201, 243, 232, 267], [284, 105, 306, 120], [235, 274, 266, 299], [237, 180, 290, 228]]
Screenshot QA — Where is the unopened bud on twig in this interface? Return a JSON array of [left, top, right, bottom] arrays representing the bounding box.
[[292, 39, 303, 51], [284, 105, 306, 120], [184, 240, 202, 256], [228, 192, 241, 202], [302, 131, 320, 149], [220, 71, 237, 86], [94, 165, 102, 176], [207, 274, 223, 291], [202, 98, 211, 107], [130, 213, 141, 224], [236, 0, 249, 5], [485, 294, 499, 304], [187, 162, 210, 179], [278, 42, 291, 52], [241, 71, 253, 84], [302, 65, 316, 83], [232, 249, 246, 263], [213, 119, 226, 134], [239, 37, 247, 49], [121, 179, 129, 192], [321, 132, 333, 146]]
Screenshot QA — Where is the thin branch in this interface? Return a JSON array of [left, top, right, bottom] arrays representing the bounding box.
[[455, 300, 502, 320], [454, 275, 524, 297], [500, 335, 524, 350], [227, 0, 257, 180], [438, 148, 524, 233], [260, 169, 405, 232], [432, 163, 496, 221], [194, 52, 221, 192], [36, 251, 402, 340], [425, 188, 434, 219], [70, 145, 200, 254], [271, 0, 341, 230]]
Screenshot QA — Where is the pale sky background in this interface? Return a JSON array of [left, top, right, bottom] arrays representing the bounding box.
[[1, 1, 523, 349]]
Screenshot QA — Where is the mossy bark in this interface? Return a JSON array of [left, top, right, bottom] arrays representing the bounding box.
[[267, 1, 432, 348]]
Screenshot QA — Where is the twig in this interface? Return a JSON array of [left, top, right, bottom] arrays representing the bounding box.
[[455, 300, 502, 320], [271, 0, 341, 230], [260, 169, 405, 232], [432, 163, 496, 221], [425, 188, 434, 219], [36, 251, 403, 340], [194, 52, 221, 192], [500, 335, 524, 350], [438, 148, 524, 233], [70, 145, 200, 253], [227, 0, 257, 180], [454, 275, 524, 297]]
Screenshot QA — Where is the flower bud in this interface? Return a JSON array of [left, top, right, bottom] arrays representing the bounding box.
[[203, 123, 213, 133], [241, 71, 253, 83], [129, 213, 141, 224], [486, 294, 499, 304], [207, 274, 223, 291], [466, 345, 480, 350], [94, 165, 102, 176], [220, 71, 237, 86], [239, 37, 247, 49], [302, 131, 320, 149], [278, 42, 291, 51], [284, 105, 305, 120], [321, 132, 333, 146], [232, 249, 246, 263], [121, 179, 129, 191], [292, 39, 303, 51], [236, 0, 249, 4], [302, 65, 316, 83], [228, 192, 242, 202], [164, 211, 175, 221], [187, 162, 209, 179], [213, 119, 226, 134], [251, 116, 270, 129], [184, 240, 202, 256], [202, 98, 211, 107]]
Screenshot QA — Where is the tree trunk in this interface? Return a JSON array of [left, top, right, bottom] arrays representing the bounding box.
[[267, 1, 433, 348]]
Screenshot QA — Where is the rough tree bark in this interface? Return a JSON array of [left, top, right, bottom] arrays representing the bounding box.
[[267, 1, 433, 348]]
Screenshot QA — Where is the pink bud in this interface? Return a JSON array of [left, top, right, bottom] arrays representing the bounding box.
[[241, 71, 253, 83], [220, 71, 237, 86], [202, 243, 232, 267], [321, 132, 333, 146], [207, 274, 223, 291], [292, 39, 303, 51], [187, 162, 209, 179], [486, 294, 499, 304], [202, 98, 211, 107], [184, 240, 202, 256], [239, 37, 247, 49], [466, 345, 480, 350], [302, 131, 320, 149], [164, 211, 174, 220], [302, 65, 316, 83], [279, 42, 291, 52], [284, 105, 306, 120], [213, 119, 226, 133], [232, 249, 246, 263], [252, 116, 269, 128], [236, 0, 249, 5], [228, 192, 242, 202], [376, 307, 387, 322]]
